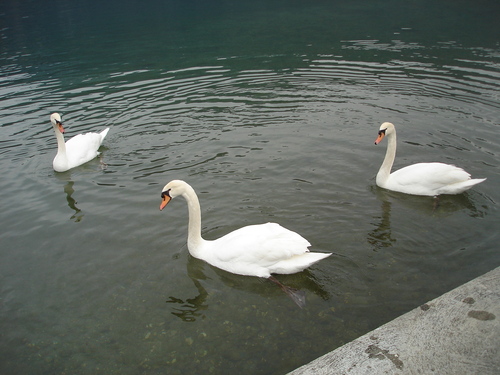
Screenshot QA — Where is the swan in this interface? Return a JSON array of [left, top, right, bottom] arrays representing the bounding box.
[[374, 122, 486, 196], [50, 113, 110, 172], [159, 180, 331, 308]]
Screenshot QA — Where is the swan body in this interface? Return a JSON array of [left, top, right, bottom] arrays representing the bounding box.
[[375, 122, 486, 196], [159, 180, 331, 279], [50, 113, 110, 172]]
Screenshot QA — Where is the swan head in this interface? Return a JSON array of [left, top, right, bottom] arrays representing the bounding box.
[[160, 179, 189, 210], [50, 113, 65, 134], [374, 122, 395, 145]]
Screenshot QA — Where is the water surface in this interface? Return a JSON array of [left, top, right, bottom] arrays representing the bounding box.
[[1, 0, 499, 374]]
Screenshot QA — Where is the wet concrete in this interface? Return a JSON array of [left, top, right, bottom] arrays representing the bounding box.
[[289, 267, 500, 375]]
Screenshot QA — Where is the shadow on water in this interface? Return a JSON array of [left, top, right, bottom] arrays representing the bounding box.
[[166, 250, 331, 322]]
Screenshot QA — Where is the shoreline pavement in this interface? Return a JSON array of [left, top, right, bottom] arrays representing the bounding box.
[[289, 266, 500, 375]]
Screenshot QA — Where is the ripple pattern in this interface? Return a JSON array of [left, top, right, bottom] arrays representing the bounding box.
[[1, 1, 500, 371]]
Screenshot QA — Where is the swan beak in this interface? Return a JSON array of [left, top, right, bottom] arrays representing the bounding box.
[[57, 122, 65, 134], [159, 195, 171, 210], [374, 132, 385, 145]]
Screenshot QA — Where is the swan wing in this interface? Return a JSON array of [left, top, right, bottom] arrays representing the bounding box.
[[65, 130, 108, 167], [206, 223, 316, 277], [388, 162, 481, 195], [214, 223, 310, 262]]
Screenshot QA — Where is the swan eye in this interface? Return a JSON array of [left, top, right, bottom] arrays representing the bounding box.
[[161, 190, 171, 199], [378, 129, 387, 136]]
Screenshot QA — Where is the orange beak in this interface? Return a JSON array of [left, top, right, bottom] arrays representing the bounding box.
[[374, 132, 385, 145], [58, 122, 65, 134], [159, 195, 171, 211]]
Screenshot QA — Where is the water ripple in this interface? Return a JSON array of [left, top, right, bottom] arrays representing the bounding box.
[[1, 54, 498, 173], [1, 12, 499, 375]]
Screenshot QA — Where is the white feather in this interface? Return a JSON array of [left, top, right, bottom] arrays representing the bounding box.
[[50, 113, 109, 172], [375, 122, 485, 196], [160, 180, 331, 278]]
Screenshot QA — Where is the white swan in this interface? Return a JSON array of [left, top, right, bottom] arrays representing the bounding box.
[[160, 180, 331, 307], [374, 122, 486, 196], [50, 113, 110, 172]]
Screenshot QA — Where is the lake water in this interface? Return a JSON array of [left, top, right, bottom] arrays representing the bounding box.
[[1, 0, 499, 374]]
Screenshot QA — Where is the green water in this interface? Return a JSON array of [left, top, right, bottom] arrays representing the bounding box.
[[1, 0, 499, 374]]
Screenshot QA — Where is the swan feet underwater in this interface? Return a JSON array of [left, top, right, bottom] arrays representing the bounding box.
[[50, 113, 110, 172], [159, 180, 331, 308], [374, 122, 486, 196]]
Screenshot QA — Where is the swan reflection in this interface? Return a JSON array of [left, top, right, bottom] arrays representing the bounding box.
[[373, 185, 486, 217], [56, 173, 84, 222], [166, 256, 210, 322], [367, 199, 396, 252], [166, 253, 330, 322], [368, 186, 487, 251], [63, 180, 83, 222]]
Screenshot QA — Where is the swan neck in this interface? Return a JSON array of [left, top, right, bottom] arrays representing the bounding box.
[[182, 186, 205, 257], [377, 130, 397, 185], [54, 127, 66, 155]]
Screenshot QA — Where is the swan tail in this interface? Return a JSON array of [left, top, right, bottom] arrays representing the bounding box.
[[468, 177, 487, 186], [297, 252, 332, 270], [442, 177, 487, 194], [99, 127, 110, 142], [272, 252, 332, 274]]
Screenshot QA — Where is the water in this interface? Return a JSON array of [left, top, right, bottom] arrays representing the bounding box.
[[1, 0, 499, 374]]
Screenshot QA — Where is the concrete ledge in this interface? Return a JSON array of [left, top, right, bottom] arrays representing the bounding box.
[[289, 267, 500, 375]]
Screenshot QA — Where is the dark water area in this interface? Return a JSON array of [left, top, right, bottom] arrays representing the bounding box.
[[1, 0, 499, 374]]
